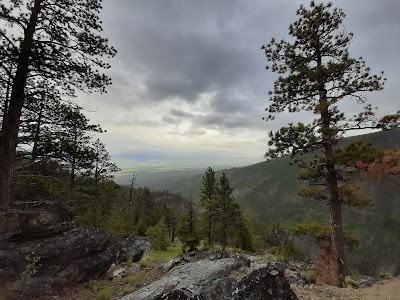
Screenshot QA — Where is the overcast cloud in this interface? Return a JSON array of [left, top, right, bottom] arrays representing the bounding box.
[[78, 0, 400, 170]]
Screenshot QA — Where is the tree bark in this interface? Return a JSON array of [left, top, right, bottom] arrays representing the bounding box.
[[0, 0, 43, 211], [207, 210, 212, 245], [320, 93, 346, 287], [30, 102, 44, 166]]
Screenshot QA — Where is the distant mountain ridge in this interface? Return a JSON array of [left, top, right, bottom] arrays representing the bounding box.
[[138, 130, 400, 215]]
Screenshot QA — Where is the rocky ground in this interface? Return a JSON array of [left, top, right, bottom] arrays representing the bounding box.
[[1, 210, 398, 299], [42, 254, 399, 300], [292, 277, 400, 300]]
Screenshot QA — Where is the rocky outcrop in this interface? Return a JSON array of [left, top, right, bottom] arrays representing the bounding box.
[[234, 266, 298, 300], [0, 210, 73, 241], [0, 210, 151, 298], [114, 235, 152, 264], [121, 254, 250, 300], [122, 253, 298, 300]]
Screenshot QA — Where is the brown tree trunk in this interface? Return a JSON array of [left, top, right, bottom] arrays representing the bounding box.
[[30, 102, 44, 168], [328, 194, 346, 286], [222, 222, 227, 251], [0, 0, 43, 211], [207, 211, 212, 245], [320, 90, 346, 287]]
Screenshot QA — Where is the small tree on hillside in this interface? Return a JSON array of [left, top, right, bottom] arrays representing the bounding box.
[[215, 172, 242, 251], [146, 217, 170, 251], [261, 2, 394, 286], [178, 201, 200, 252], [199, 167, 217, 245]]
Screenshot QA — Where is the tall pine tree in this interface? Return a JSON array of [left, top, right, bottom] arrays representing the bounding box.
[[262, 2, 392, 286], [199, 167, 217, 245], [0, 0, 116, 210]]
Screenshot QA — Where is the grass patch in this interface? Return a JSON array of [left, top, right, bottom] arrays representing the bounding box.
[[345, 276, 358, 287], [140, 242, 183, 266], [123, 273, 144, 284], [300, 270, 317, 284], [96, 287, 113, 300], [123, 285, 136, 295], [259, 251, 282, 264]]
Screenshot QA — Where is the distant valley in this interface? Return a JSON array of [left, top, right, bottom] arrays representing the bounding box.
[[115, 130, 400, 275]]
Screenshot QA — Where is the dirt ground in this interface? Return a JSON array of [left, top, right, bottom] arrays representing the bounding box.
[[292, 277, 400, 300]]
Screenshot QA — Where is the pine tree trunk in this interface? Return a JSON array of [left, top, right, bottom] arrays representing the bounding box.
[[207, 212, 212, 245], [0, 0, 43, 211], [328, 194, 346, 286], [222, 222, 227, 251], [30, 103, 44, 166], [320, 90, 346, 287]]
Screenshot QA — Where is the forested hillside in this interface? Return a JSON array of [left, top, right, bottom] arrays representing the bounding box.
[[143, 130, 400, 275]]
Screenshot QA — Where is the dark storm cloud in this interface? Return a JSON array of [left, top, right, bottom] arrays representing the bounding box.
[[99, 0, 400, 133], [101, 0, 274, 106]]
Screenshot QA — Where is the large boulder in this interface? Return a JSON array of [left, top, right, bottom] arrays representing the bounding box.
[[121, 254, 250, 300], [114, 235, 151, 263], [233, 266, 298, 300], [0, 210, 151, 298], [0, 227, 112, 286], [0, 210, 73, 241], [122, 254, 298, 300]]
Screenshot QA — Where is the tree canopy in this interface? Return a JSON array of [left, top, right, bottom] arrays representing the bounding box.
[[0, 0, 116, 210]]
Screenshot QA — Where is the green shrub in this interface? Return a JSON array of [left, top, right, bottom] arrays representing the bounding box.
[[146, 217, 170, 250], [345, 276, 357, 287], [300, 270, 317, 284], [96, 287, 113, 300], [20, 253, 41, 279]]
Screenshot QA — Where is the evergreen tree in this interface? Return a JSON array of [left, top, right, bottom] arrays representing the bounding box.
[[199, 167, 217, 245], [0, 0, 116, 211], [132, 187, 154, 235], [42, 106, 103, 187], [146, 217, 170, 251], [215, 172, 241, 251], [178, 201, 200, 252], [88, 139, 120, 184], [262, 2, 391, 286]]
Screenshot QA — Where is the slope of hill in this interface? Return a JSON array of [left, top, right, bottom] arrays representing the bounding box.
[[141, 130, 400, 275]]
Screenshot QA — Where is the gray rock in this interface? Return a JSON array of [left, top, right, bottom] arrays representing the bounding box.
[[0, 210, 73, 241], [234, 267, 298, 300], [121, 255, 250, 300], [114, 235, 151, 263], [122, 254, 298, 300], [162, 255, 189, 271], [112, 268, 127, 278], [153, 288, 205, 300], [0, 213, 151, 298]]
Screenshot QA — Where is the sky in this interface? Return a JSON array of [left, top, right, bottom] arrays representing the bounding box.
[[78, 0, 400, 172]]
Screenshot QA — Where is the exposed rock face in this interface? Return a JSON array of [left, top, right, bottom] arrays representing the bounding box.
[[122, 253, 298, 300], [114, 235, 152, 264], [0, 210, 150, 297], [121, 254, 250, 300], [153, 288, 205, 300], [162, 255, 189, 271], [0, 210, 73, 241], [234, 266, 298, 300]]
